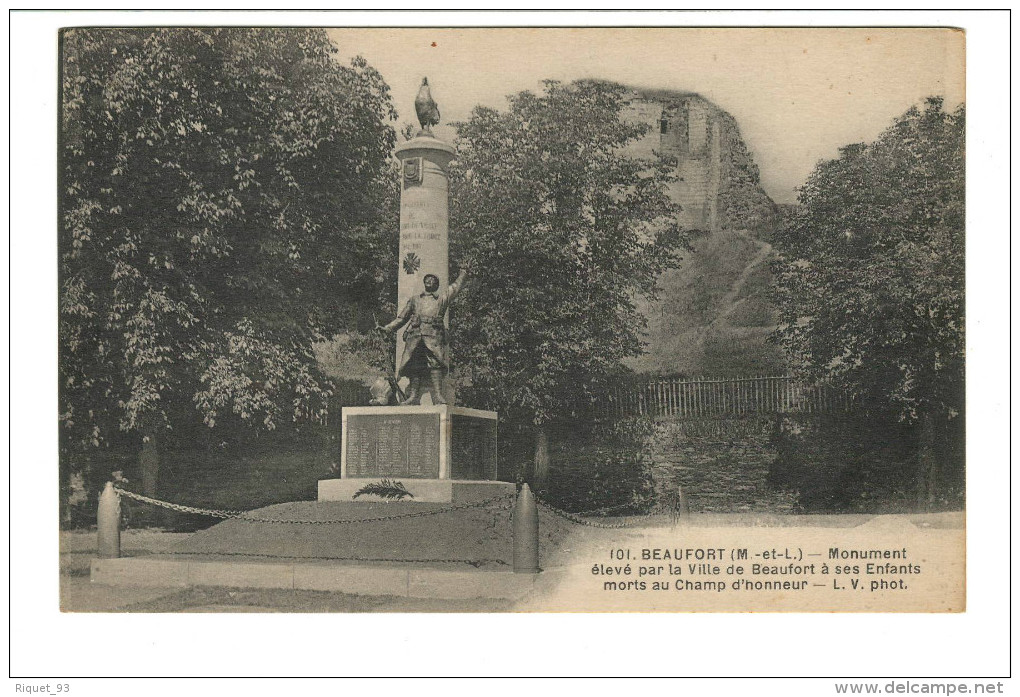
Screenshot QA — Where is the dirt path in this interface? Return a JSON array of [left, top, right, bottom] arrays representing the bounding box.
[[60, 577, 512, 613], [705, 230, 774, 332]]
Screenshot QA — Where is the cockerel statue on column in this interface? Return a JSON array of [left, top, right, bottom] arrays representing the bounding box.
[[414, 77, 441, 133]]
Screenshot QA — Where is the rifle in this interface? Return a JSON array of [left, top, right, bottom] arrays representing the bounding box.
[[385, 371, 406, 403], [373, 312, 406, 403]]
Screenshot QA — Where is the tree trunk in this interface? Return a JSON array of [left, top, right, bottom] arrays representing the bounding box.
[[915, 412, 939, 511], [58, 451, 72, 526], [140, 428, 161, 497], [533, 426, 550, 490]]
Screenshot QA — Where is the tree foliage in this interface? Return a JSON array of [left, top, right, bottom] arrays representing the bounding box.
[[449, 80, 692, 426], [60, 28, 397, 452], [771, 97, 965, 422]]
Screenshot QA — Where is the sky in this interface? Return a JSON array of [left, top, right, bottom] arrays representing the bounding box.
[[328, 27, 964, 204]]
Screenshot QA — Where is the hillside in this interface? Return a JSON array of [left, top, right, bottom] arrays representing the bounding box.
[[622, 89, 788, 377], [626, 228, 787, 377]]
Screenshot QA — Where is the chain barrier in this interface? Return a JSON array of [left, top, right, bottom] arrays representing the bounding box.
[[570, 500, 657, 517], [112, 484, 677, 532], [114, 488, 246, 519], [534, 494, 669, 529], [114, 486, 514, 525]]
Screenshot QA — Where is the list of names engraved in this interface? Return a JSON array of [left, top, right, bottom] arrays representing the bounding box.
[[345, 412, 440, 478]]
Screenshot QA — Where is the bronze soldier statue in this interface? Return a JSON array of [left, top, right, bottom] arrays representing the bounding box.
[[376, 266, 469, 405]]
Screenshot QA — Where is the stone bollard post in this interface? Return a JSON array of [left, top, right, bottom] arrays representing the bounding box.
[[512, 483, 540, 574], [97, 482, 121, 558]]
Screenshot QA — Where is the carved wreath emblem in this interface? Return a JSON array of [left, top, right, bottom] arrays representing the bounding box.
[[403, 251, 421, 275]]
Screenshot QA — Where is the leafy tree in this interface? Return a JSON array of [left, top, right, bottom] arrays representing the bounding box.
[[60, 28, 397, 496], [770, 97, 965, 506], [448, 80, 692, 485]]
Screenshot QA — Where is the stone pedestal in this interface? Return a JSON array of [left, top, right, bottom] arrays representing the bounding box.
[[319, 405, 504, 503]]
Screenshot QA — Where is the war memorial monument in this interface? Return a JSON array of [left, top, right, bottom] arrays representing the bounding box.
[[318, 79, 507, 504]]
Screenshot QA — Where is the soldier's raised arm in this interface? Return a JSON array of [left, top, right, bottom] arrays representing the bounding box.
[[446, 265, 470, 302]]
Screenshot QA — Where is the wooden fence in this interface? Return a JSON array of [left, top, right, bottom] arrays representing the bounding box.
[[600, 375, 850, 419]]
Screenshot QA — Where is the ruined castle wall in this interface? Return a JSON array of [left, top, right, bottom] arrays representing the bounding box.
[[624, 90, 775, 233], [675, 158, 712, 230]]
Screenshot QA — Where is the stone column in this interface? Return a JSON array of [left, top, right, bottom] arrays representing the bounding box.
[[393, 134, 456, 397]]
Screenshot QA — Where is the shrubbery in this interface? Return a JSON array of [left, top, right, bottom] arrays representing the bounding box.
[[768, 413, 964, 513], [542, 417, 656, 513]]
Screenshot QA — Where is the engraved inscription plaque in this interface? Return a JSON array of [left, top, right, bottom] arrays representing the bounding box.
[[345, 412, 440, 478], [450, 414, 498, 480]]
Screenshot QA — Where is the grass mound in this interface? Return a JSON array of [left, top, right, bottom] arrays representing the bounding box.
[[168, 499, 574, 568]]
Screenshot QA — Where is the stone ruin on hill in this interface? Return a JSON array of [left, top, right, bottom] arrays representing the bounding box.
[[621, 89, 787, 378], [624, 89, 778, 233]]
